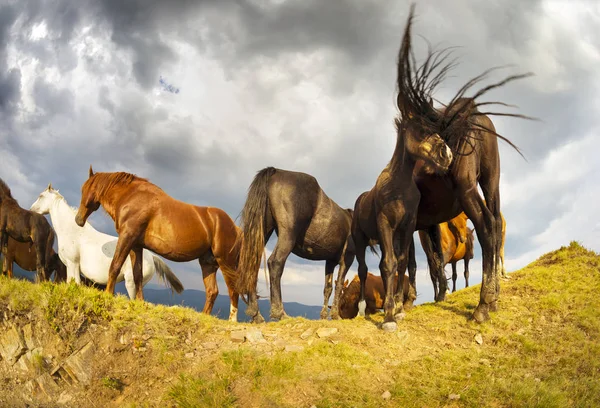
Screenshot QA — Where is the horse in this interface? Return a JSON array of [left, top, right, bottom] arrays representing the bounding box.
[[1, 236, 67, 282], [339, 272, 410, 319], [0, 178, 54, 281], [235, 167, 355, 322], [30, 185, 184, 299], [394, 4, 530, 323], [351, 58, 454, 330], [73, 168, 242, 321], [419, 212, 474, 296]]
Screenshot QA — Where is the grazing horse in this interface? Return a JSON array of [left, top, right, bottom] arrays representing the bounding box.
[[419, 212, 474, 296], [236, 167, 355, 322], [30, 185, 184, 299], [397, 5, 530, 323], [0, 179, 54, 281], [74, 168, 241, 321], [339, 272, 409, 319], [1, 236, 67, 282]]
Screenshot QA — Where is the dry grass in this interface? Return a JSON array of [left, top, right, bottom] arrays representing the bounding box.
[[0, 241, 598, 407]]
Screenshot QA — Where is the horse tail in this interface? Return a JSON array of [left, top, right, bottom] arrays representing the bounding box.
[[236, 167, 276, 295], [153, 256, 184, 294]]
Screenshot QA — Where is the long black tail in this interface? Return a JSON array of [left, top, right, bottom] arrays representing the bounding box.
[[236, 167, 276, 295]]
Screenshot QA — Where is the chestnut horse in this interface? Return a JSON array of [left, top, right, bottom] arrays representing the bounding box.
[[74, 168, 241, 321], [235, 167, 355, 322], [339, 272, 409, 319], [390, 5, 530, 323], [0, 178, 54, 281], [1, 236, 67, 282], [419, 212, 474, 296]]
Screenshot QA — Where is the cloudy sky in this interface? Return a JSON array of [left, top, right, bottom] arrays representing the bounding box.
[[1, 0, 598, 307]]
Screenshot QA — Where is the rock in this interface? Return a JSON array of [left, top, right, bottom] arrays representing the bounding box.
[[22, 324, 39, 350], [474, 333, 483, 345], [35, 373, 60, 400], [14, 348, 45, 373], [57, 391, 73, 405], [382, 390, 392, 400], [245, 330, 266, 344], [479, 358, 491, 367], [230, 331, 246, 343], [201, 342, 218, 350], [0, 326, 27, 365], [382, 322, 397, 332], [62, 342, 95, 385], [300, 328, 314, 340], [316, 328, 338, 338], [185, 352, 194, 359], [449, 393, 461, 400], [284, 345, 304, 353], [307, 338, 314, 346]]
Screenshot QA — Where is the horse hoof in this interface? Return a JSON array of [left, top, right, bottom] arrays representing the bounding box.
[[320, 309, 329, 320], [382, 321, 398, 332], [252, 314, 265, 324], [471, 305, 490, 324], [394, 312, 406, 321], [357, 300, 367, 317]]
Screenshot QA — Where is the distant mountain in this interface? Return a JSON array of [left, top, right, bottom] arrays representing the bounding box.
[[10, 267, 323, 321], [116, 287, 323, 322]]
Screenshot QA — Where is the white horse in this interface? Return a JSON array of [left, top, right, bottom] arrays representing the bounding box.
[[30, 184, 184, 299]]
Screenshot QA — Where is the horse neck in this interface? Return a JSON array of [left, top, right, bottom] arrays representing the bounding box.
[[387, 131, 418, 182], [50, 196, 84, 235]]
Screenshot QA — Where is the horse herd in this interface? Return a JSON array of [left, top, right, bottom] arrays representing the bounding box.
[[0, 6, 526, 331]]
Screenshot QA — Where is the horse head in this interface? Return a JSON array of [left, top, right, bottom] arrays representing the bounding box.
[[75, 165, 100, 227], [30, 183, 61, 215]]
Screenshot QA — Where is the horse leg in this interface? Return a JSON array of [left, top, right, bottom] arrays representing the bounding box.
[[199, 260, 219, 316], [217, 262, 240, 323], [130, 248, 144, 301], [422, 225, 447, 301], [403, 237, 417, 310], [320, 260, 336, 319], [106, 235, 136, 295], [267, 233, 295, 321], [330, 243, 354, 320], [34, 240, 47, 283], [351, 230, 369, 318], [451, 262, 457, 292], [65, 260, 81, 284], [464, 256, 470, 288], [459, 189, 496, 322], [5, 252, 13, 279], [376, 218, 398, 329]]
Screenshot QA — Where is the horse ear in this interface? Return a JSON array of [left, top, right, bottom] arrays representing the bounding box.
[[89, 165, 94, 178], [47, 183, 52, 191]]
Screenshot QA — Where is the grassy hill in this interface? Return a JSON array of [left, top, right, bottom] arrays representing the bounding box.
[[0, 241, 598, 407]]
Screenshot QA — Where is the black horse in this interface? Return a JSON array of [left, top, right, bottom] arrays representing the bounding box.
[[391, 5, 531, 323], [236, 167, 355, 322]]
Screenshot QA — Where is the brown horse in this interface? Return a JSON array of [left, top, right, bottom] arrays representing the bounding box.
[[419, 212, 474, 296], [0, 179, 54, 281], [235, 167, 355, 322], [391, 5, 530, 323], [1, 236, 67, 282], [339, 272, 409, 319], [74, 168, 242, 321], [351, 11, 454, 331]]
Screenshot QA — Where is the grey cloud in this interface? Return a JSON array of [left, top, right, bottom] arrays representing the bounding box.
[[33, 78, 74, 117]]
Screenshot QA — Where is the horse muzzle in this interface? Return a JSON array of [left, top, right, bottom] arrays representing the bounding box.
[[74, 213, 86, 227]]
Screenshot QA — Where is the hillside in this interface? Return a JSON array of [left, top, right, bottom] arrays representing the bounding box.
[[0, 242, 598, 407]]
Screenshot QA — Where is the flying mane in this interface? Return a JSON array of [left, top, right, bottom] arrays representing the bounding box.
[[88, 172, 152, 199], [396, 4, 534, 157]]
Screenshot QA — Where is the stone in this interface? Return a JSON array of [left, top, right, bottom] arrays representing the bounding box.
[[0, 326, 27, 365], [474, 333, 483, 345], [449, 393, 461, 400], [230, 331, 246, 343], [316, 328, 338, 338], [57, 392, 74, 405], [22, 324, 39, 350], [35, 373, 60, 399], [382, 390, 392, 400], [201, 342, 218, 350], [245, 330, 266, 344], [185, 352, 195, 359], [14, 348, 45, 373], [62, 342, 95, 384], [300, 328, 314, 340], [284, 345, 304, 352], [382, 322, 398, 333]]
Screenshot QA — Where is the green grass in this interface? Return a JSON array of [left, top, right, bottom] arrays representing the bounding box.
[[1, 241, 599, 407]]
